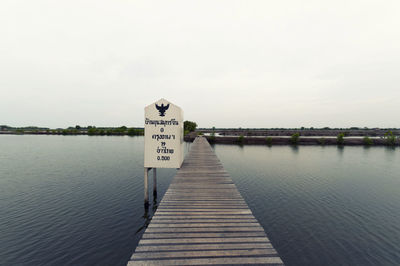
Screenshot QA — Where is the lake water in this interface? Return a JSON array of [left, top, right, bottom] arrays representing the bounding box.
[[1, 135, 399, 265]]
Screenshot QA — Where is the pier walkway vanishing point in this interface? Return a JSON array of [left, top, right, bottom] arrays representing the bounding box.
[[128, 136, 284, 265]]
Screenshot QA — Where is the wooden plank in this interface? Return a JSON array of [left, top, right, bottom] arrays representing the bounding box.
[[151, 219, 259, 224], [158, 206, 248, 208], [148, 222, 260, 227], [142, 232, 267, 239], [138, 237, 271, 245], [134, 243, 274, 252], [132, 248, 278, 259], [128, 257, 283, 265], [128, 136, 284, 265], [145, 227, 264, 233], [160, 201, 247, 204], [152, 215, 256, 219], [155, 210, 252, 214]]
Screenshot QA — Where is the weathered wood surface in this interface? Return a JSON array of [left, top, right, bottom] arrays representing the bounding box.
[[128, 136, 284, 265]]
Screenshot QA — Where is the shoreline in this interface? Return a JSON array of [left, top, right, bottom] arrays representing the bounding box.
[[184, 135, 399, 146]]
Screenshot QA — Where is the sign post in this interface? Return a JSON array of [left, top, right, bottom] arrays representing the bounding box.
[[144, 98, 183, 206]]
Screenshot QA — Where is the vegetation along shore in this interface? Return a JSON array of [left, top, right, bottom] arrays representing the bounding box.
[[2, 123, 400, 146], [187, 126, 400, 146], [0, 125, 144, 136]]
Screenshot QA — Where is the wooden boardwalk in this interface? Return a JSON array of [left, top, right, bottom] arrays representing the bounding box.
[[128, 136, 284, 265]]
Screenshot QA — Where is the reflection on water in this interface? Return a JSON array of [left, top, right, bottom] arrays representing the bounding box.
[[337, 145, 344, 157], [289, 145, 299, 154], [0, 135, 176, 266], [213, 144, 400, 266], [1, 136, 399, 266]]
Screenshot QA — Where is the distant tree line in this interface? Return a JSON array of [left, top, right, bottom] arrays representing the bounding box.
[[0, 125, 143, 136], [196, 126, 400, 131], [86, 126, 143, 136], [2, 124, 400, 146]]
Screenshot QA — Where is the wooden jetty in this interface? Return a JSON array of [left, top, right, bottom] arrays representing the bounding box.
[[128, 136, 284, 265]]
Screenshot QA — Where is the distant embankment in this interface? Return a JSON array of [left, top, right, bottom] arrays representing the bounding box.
[[198, 128, 400, 137], [184, 134, 399, 146], [183, 128, 400, 146]]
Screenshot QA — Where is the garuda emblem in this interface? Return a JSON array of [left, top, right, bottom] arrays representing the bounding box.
[[155, 103, 169, 117]]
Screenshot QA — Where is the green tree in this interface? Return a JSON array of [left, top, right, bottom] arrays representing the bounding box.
[[337, 133, 345, 145], [384, 131, 397, 146], [88, 127, 98, 135], [290, 133, 300, 144], [363, 136, 373, 146], [210, 126, 216, 137], [184, 121, 197, 133]]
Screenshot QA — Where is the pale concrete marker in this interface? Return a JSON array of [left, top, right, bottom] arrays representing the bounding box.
[[143, 99, 183, 206]]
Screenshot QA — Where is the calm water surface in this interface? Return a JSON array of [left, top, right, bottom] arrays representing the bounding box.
[[1, 135, 399, 265]]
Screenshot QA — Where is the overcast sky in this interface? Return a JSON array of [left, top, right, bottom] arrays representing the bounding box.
[[1, 1, 400, 128]]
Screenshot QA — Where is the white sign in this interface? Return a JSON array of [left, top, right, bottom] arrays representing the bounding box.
[[144, 98, 184, 168]]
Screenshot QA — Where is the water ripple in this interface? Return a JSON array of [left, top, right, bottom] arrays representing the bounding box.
[[1, 137, 400, 265]]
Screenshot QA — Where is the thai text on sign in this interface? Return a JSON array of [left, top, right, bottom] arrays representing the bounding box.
[[144, 99, 184, 168]]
